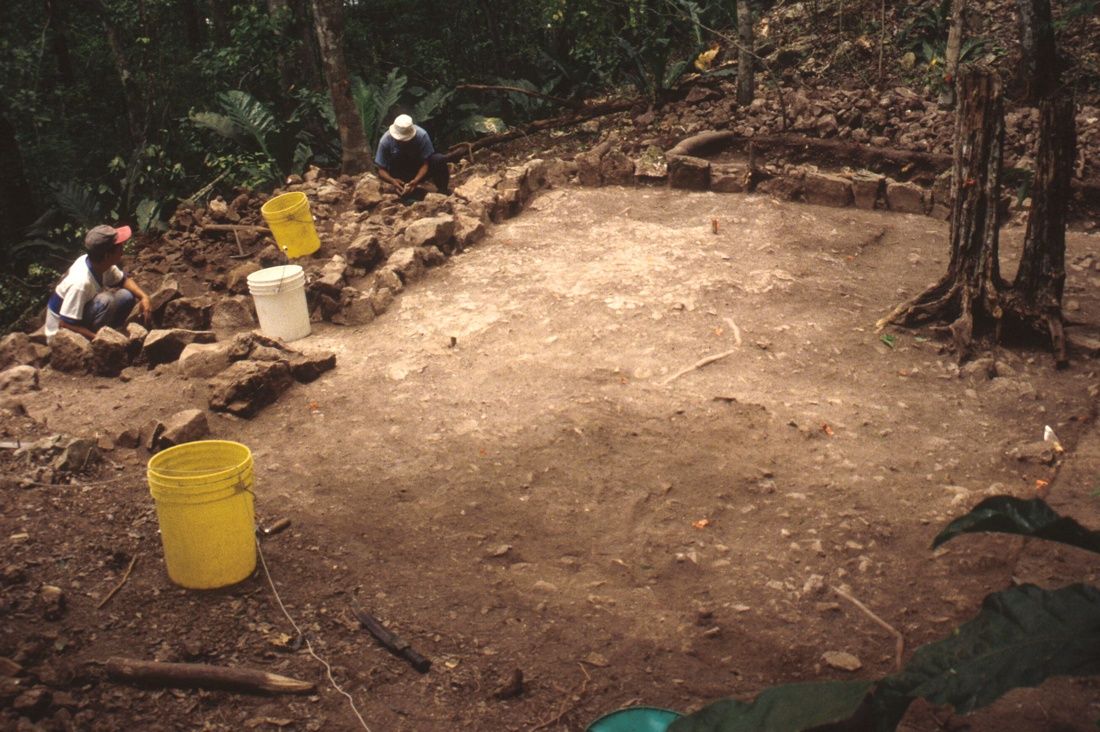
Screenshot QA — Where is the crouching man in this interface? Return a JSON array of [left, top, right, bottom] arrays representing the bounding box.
[[375, 114, 450, 199], [45, 224, 152, 342]]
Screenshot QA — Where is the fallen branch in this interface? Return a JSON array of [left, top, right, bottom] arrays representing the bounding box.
[[201, 224, 271, 235], [96, 553, 138, 610], [105, 657, 315, 694], [662, 349, 737, 386], [455, 83, 582, 110], [831, 586, 905, 671]]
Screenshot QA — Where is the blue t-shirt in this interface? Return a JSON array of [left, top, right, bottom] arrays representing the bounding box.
[[374, 127, 435, 170]]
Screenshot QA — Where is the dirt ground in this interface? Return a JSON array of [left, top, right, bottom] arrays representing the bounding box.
[[4, 186, 1100, 731]]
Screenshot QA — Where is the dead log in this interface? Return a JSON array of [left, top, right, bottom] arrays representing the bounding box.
[[105, 657, 314, 694]]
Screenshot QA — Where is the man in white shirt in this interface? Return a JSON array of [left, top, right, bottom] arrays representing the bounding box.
[[45, 224, 152, 342]]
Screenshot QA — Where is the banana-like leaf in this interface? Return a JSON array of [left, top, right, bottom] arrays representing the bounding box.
[[413, 86, 454, 124], [460, 114, 507, 135], [373, 67, 406, 131], [668, 680, 874, 732], [879, 584, 1100, 715], [932, 496, 1100, 554], [351, 75, 379, 142], [188, 111, 243, 142], [52, 181, 102, 226], [217, 90, 277, 153]]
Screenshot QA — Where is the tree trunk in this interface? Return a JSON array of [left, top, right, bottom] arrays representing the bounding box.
[[0, 114, 36, 238], [44, 0, 75, 86], [98, 5, 144, 147], [1016, 0, 1058, 104], [736, 0, 754, 106], [1006, 92, 1075, 365], [938, 0, 967, 109], [181, 0, 204, 52], [267, 0, 295, 92], [311, 0, 372, 174], [877, 68, 1006, 360], [207, 0, 231, 46]]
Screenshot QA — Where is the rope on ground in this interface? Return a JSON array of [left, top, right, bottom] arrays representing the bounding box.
[[256, 540, 373, 732]]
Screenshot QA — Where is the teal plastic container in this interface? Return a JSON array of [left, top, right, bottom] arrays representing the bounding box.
[[586, 706, 683, 732]]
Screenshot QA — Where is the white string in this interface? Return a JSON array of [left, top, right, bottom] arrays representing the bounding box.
[[256, 539, 372, 731]]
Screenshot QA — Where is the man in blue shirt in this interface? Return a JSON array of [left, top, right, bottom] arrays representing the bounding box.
[[374, 114, 450, 198]]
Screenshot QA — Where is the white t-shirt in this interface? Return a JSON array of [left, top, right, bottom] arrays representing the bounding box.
[[45, 255, 126, 340]]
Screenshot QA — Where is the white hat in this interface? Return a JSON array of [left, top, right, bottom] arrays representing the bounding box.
[[389, 114, 416, 142]]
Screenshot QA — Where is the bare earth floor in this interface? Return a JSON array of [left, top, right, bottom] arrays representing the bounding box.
[[6, 187, 1100, 731]]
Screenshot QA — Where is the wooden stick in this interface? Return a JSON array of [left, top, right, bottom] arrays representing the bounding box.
[[96, 553, 138, 610], [831, 586, 905, 670], [105, 657, 315, 694], [201, 224, 271, 234], [662, 349, 737, 386]]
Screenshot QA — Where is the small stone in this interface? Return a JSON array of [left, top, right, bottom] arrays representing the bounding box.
[[39, 585, 65, 620], [156, 409, 210, 451], [532, 580, 558, 593], [0, 365, 39, 395], [822, 651, 862, 671]]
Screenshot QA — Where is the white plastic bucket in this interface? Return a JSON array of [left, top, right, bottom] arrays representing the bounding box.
[[246, 265, 311, 342]]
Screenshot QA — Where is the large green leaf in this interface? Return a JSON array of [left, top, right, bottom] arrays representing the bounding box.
[[668, 680, 874, 732], [880, 584, 1100, 715], [217, 90, 277, 154], [188, 111, 242, 142], [932, 496, 1100, 554]]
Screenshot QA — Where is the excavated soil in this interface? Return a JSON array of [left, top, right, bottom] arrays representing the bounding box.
[[4, 186, 1100, 731]]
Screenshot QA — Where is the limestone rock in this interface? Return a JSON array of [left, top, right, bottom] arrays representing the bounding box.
[[91, 326, 131, 377], [140, 419, 165, 451], [402, 215, 455, 251], [822, 651, 862, 672], [386, 248, 424, 284], [851, 173, 884, 210], [634, 146, 668, 180], [885, 180, 927, 214], [374, 267, 403, 294], [156, 409, 210, 451], [370, 286, 395, 315], [162, 296, 213, 331], [178, 341, 234, 378], [148, 276, 182, 321], [287, 350, 337, 383], [0, 365, 39, 395], [227, 262, 263, 295], [453, 214, 486, 251], [419, 245, 446, 268], [346, 235, 385, 270], [142, 329, 217, 366], [49, 330, 92, 373], [53, 437, 99, 472], [0, 332, 45, 370], [454, 173, 502, 208], [804, 172, 853, 208], [711, 163, 750, 193], [600, 150, 635, 186], [353, 174, 384, 210], [211, 296, 255, 331], [312, 255, 349, 297], [668, 154, 711, 190], [208, 360, 294, 418], [331, 290, 376, 326]]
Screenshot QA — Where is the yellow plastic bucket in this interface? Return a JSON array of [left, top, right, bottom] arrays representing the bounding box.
[[260, 191, 320, 258], [147, 440, 257, 589]]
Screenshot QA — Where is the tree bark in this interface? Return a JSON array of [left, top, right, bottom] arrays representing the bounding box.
[[736, 0, 754, 106], [877, 68, 1006, 360], [44, 0, 75, 86], [267, 0, 295, 92], [1006, 93, 1075, 364], [939, 0, 967, 109], [1016, 0, 1058, 104], [181, 0, 204, 52], [311, 0, 372, 174]]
